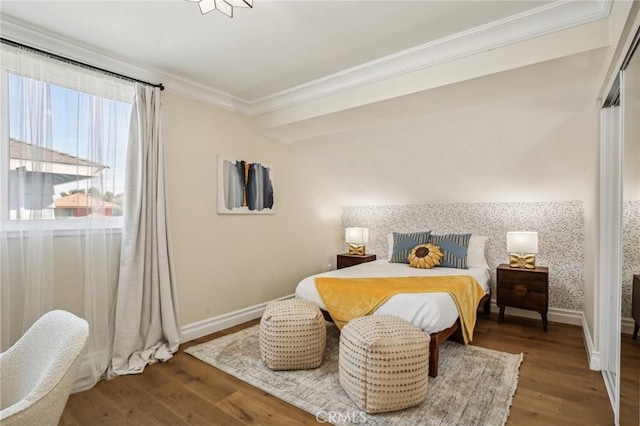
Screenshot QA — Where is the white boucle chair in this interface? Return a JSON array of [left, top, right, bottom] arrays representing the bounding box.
[[0, 310, 89, 426]]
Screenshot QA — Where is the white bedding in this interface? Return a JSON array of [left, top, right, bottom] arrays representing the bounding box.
[[294, 260, 490, 335]]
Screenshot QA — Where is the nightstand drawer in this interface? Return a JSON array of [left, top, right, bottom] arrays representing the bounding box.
[[497, 287, 546, 311], [497, 276, 547, 293]]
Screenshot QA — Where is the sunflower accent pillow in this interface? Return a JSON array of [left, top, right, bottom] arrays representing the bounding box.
[[408, 244, 444, 269]]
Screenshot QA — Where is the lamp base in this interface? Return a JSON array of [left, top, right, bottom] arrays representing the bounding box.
[[509, 253, 536, 269], [348, 244, 366, 256]]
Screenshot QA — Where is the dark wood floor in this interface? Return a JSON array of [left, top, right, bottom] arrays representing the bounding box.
[[60, 314, 634, 425], [620, 333, 640, 426]]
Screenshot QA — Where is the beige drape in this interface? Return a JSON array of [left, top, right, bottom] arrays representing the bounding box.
[[109, 84, 180, 376]]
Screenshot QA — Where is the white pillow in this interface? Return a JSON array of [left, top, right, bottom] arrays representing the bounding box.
[[387, 233, 394, 260], [467, 235, 489, 269]]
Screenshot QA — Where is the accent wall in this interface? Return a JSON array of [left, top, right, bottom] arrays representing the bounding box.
[[344, 202, 585, 312]]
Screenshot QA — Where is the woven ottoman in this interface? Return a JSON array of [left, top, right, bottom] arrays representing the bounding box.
[[259, 299, 326, 370], [339, 315, 430, 413]]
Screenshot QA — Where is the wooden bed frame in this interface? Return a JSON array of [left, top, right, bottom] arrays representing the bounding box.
[[322, 292, 491, 378]]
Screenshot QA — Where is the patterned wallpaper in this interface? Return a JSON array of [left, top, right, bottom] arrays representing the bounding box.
[[343, 201, 585, 311], [622, 200, 640, 318]]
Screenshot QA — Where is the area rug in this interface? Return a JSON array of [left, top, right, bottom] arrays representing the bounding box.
[[185, 324, 523, 426]]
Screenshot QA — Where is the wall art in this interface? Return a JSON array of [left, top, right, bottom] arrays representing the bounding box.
[[218, 156, 274, 214]]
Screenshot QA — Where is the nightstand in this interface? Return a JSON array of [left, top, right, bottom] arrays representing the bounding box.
[[337, 253, 376, 269], [497, 264, 549, 332]]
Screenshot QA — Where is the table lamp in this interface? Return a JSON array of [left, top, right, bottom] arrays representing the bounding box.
[[345, 227, 369, 256], [507, 231, 538, 269]]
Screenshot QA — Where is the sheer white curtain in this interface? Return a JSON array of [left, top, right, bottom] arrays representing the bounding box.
[[0, 44, 133, 392], [109, 84, 180, 376]]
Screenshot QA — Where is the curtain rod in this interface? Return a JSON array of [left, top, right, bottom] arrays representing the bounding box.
[[1, 37, 165, 91]]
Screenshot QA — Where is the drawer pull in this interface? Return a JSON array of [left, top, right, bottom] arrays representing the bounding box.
[[514, 284, 528, 297]]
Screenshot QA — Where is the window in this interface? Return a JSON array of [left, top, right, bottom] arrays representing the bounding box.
[[1, 44, 134, 230]]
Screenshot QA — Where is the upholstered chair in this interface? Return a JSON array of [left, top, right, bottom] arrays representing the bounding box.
[[0, 310, 89, 425]]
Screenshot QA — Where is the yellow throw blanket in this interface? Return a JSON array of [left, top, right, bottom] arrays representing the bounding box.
[[314, 275, 486, 344]]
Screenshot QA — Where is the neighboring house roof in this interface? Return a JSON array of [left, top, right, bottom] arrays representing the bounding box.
[[10, 139, 109, 185], [53, 193, 120, 210]]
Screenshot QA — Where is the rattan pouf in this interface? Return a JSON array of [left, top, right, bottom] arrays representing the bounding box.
[[339, 315, 430, 413], [259, 299, 326, 371]]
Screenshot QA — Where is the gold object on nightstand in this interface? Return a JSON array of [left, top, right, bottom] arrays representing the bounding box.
[[509, 253, 536, 269], [348, 244, 366, 255]]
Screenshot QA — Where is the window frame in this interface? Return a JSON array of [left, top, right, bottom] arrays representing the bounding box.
[[0, 49, 132, 234]]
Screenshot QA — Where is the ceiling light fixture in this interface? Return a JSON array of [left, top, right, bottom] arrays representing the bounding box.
[[185, 0, 253, 18]]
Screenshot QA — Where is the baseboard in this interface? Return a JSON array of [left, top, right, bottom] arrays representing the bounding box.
[[581, 312, 600, 371], [621, 316, 636, 336], [489, 298, 583, 326], [489, 299, 599, 370], [180, 294, 295, 343]]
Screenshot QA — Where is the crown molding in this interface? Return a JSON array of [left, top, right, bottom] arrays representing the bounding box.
[[1, 1, 611, 117]]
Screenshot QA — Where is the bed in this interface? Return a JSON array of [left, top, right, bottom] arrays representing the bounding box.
[[294, 259, 491, 377]]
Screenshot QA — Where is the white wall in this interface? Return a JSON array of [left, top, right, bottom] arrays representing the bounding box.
[[162, 93, 342, 326], [289, 50, 603, 207]]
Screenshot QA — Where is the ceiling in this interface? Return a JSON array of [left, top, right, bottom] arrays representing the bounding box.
[[1, 1, 553, 97], [1, 2, 569, 101]]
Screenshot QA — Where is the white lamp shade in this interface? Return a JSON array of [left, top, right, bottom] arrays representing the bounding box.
[[507, 231, 538, 254], [345, 228, 369, 245]]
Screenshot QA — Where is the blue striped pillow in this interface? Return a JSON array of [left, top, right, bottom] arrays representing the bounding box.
[[429, 233, 471, 269], [390, 231, 431, 263]]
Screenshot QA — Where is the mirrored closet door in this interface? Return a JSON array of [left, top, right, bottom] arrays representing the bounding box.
[[601, 24, 640, 426], [620, 31, 640, 426], [600, 101, 622, 425]]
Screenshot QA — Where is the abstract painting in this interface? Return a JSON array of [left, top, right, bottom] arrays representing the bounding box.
[[218, 156, 275, 214]]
